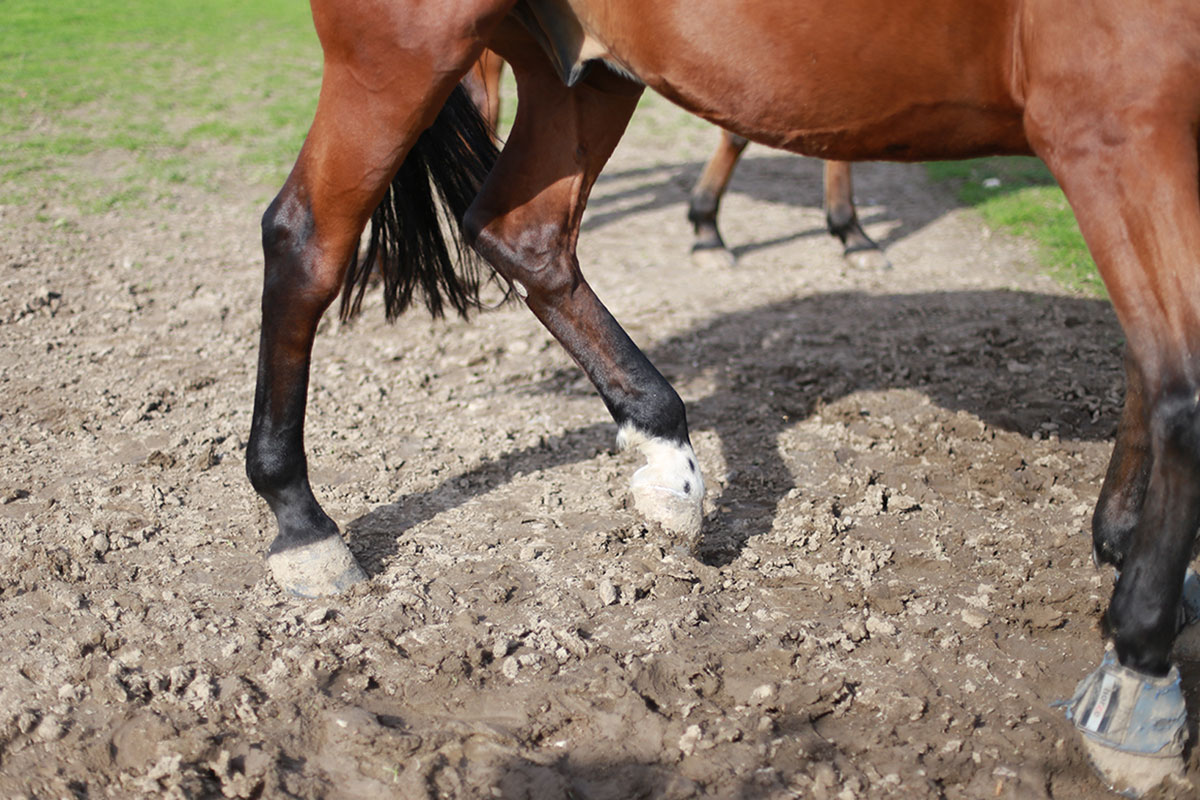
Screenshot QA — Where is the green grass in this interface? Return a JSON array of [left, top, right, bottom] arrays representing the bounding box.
[[0, 0, 322, 210], [925, 158, 1103, 297]]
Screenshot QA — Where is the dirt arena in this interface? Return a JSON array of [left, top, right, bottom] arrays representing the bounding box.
[[1, 98, 1196, 798]]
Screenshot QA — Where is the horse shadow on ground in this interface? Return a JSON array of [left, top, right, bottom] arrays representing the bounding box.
[[579, 152, 953, 258], [481, 747, 1067, 799], [347, 288, 1123, 568]]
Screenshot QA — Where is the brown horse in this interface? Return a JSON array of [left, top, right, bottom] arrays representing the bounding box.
[[462, 51, 890, 270], [246, 1, 1200, 793]]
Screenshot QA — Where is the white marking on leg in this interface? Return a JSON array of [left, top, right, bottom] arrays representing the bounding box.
[[618, 424, 705, 544], [513, 280, 528, 299]]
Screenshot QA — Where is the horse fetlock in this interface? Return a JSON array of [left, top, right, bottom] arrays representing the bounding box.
[[1063, 650, 1187, 797], [687, 192, 720, 227], [619, 426, 705, 548], [266, 535, 367, 598]]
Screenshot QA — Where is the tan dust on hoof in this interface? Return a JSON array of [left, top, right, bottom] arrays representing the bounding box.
[[1081, 735, 1184, 798], [631, 484, 703, 551], [267, 537, 367, 598], [690, 246, 736, 270], [845, 247, 892, 271]]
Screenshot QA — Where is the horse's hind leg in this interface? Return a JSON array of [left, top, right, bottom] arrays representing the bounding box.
[[1031, 93, 1200, 792], [467, 37, 705, 546], [824, 161, 890, 270], [687, 130, 748, 268], [246, 2, 505, 596]]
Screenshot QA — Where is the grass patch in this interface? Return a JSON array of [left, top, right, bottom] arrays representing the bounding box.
[[1, 0, 322, 210], [925, 158, 1103, 297]]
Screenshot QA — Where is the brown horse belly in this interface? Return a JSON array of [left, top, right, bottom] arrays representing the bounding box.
[[568, 0, 1031, 161]]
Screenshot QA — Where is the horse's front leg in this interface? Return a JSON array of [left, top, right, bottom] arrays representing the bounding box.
[[467, 33, 705, 547], [246, 1, 508, 596], [1030, 94, 1200, 796]]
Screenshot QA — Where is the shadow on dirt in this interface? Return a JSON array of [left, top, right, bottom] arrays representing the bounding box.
[[581, 153, 937, 258], [348, 288, 1122, 571]]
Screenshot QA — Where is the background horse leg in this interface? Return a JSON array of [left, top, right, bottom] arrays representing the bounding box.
[[466, 39, 705, 547], [1033, 104, 1200, 794], [246, 2, 504, 596], [687, 136, 889, 270], [824, 160, 890, 270], [687, 130, 747, 268]]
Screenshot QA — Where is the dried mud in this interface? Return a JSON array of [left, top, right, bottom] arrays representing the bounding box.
[[2, 108, 1198, 799]]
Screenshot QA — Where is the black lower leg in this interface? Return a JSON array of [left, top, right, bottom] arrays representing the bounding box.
[[246, 198, 343, 554], [1106, 387, 1200, 674]]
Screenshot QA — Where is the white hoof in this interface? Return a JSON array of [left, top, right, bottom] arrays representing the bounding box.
[[267, 537, 367, 598], [1062, 650, 1187, 797], [630, 479, 704, 547], [844, 247, 892, 271], [620, 427, 705, 550], [690, 246, 737, 270]]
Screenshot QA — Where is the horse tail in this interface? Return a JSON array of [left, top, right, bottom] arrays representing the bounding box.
[[339, 84, 500, 321]]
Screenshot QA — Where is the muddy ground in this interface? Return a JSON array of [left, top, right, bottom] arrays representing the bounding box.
[[2, 99, 1197, 799]]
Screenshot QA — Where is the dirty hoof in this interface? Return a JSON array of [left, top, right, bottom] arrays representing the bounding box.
[[267, 536, 367, 598], [630, 479, 704, 550], [621, 428, 705, 549], [844, 246, 892, 271], [1062, 651, 1186, 797], [690, 244, 736, 270]]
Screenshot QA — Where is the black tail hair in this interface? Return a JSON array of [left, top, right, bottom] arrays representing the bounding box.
[[339, 84, 500, 321]]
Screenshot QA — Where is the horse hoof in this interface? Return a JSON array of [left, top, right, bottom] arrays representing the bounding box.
[[267, 536, 367, 598], [1062, 651, 1187, 797], [690, 245, 736, 269], [630, 481, 704, 549], [844, 246, 892, 271]]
